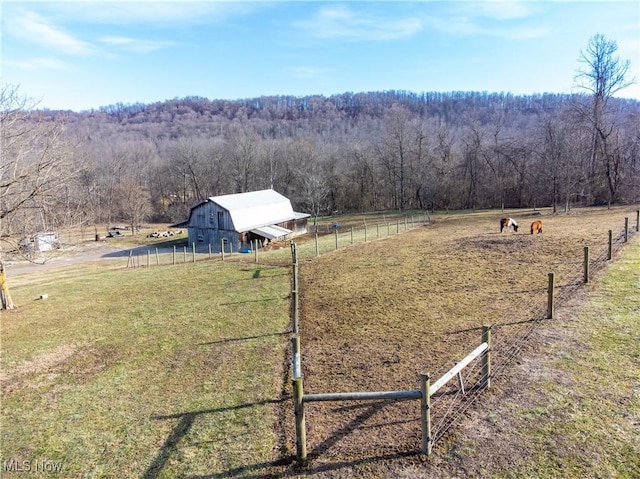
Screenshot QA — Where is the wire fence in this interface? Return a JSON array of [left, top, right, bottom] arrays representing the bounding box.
[[290, 212, 639, 461], [424, 218, 638, 449], [124, 212, 431, 268]]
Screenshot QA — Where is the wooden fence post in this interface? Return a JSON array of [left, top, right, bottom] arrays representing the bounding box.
[[335, 228, 338, 250], [208, 244, 212, 259], [350, 227, 354, 245], [183, 246, 187, 263], [155, 248, 159, 266], [192, 243, 196, 262], [293, 376, 306, 462], [583, 246, 590, 284], [636, 210, 639, 232], [254, 240, 258, 263], [221, 239, 225, 261], [147, 250, 150, 268], [364, 225, 368, 242], [608, 230, 613, 260], [127, 249, 133, 268], [420, 374, 431, 455], [172, 246, 176, 265], [547, 272, 555, 319], [315, 233, 319, 257], [481, 325, 492, 389], [624, 217, 629, 242]]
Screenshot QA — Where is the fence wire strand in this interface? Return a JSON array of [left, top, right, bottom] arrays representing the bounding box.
[[291, 216, 637, 459], [429, 224, 637, 450]]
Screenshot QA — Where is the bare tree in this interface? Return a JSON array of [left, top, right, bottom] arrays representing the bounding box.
[[116, 176, 152, 234], [574, 34, 636, 205], [0, 85, 76, 309]]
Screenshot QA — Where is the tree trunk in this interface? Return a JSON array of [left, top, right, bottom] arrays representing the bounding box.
[[0, 261, 16, 310]]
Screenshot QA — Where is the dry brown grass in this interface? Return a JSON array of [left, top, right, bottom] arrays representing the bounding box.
[[286, 206, 639, 476]]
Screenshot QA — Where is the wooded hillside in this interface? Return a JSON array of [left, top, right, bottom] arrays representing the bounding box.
[[2, 34, 638, 246], [3, 88, 639, 240]]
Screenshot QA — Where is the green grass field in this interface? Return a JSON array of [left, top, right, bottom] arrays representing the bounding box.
[[1, 261, 291, 477], [1, 207, 638, 478]]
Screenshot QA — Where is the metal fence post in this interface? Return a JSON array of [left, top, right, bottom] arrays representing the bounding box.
[[481, 325, 491, 389], [583, 246, 590, 284], [547, 272, 555, 319]]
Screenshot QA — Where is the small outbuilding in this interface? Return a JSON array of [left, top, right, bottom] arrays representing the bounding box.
[[178, 189, 309, 252], [21, 232, 61, 253]]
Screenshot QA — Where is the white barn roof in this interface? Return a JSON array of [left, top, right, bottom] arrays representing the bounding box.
[[210, 189, 304, 232]]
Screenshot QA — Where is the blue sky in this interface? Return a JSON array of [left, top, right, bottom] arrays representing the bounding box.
[[2, 1, 639, 112]]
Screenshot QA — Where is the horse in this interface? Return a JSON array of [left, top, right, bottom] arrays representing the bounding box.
[[500, 217, 518, 233], [530, 220, 543, 234]]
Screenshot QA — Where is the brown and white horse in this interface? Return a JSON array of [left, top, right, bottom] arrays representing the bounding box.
[[500, 217, 518, 233], [530, 220, 543, 234]]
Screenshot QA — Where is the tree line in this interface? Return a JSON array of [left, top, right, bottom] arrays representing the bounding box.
[[1, 35, 639, 249]]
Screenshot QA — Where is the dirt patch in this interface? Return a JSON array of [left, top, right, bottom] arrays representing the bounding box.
[[1, 343, 115, 395]]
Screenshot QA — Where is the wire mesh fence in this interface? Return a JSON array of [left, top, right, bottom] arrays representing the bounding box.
[[290, 212, 638, 460], [427, 219, 638, 450], [124, 213, 431, 268]]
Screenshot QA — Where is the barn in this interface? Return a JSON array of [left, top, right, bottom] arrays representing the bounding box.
[[178, 189, 309, 252]]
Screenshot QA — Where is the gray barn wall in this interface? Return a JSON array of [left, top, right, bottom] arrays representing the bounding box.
[[187, 201, 241, 253]]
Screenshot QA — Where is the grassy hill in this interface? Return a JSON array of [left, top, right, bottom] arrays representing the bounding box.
[[1, 206, 638, 478]]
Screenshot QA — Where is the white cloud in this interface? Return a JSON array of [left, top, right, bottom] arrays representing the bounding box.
[[470, 0, 537, 21], [11, 1, 262, 27], [7, 10, 94, 55], [4, 57, 67, 71], [289, 66, 330, 79], [297, 5, 423, 41], [99, 36, 175, 54]]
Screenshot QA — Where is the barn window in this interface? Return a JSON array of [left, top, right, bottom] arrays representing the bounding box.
[[218, 212, 224, 229], [197, 234, 204, 243]]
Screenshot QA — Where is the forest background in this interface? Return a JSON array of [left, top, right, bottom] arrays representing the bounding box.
[[1, 35, 639, 245]]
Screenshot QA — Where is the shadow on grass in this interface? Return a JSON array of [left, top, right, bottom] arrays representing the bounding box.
[[186, 452, 419, 479], [144, 398, 288, 479], [219, 297, 282, 306], [197, 331, 290, 345], [145, 397, 423, 479], [185, 400, 421, 478]]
